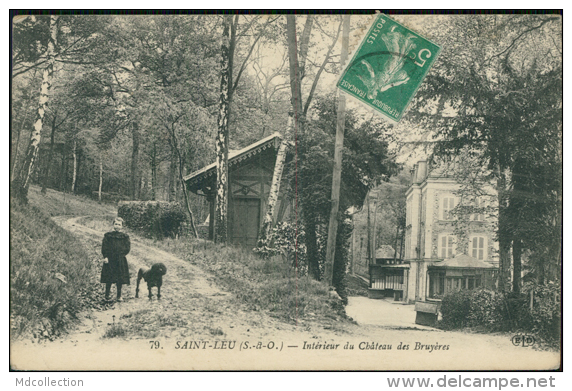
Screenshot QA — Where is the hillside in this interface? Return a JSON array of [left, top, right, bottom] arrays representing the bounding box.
[[10, 187, 113, 340]]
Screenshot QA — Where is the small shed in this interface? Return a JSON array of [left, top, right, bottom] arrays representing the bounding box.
[[368, 257, 409, 301], [184, 133, 291, 247]]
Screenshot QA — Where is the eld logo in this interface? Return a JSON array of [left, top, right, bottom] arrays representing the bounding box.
[[511, 334, 536, 347]]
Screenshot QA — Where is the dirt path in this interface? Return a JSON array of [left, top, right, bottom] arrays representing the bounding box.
[[48, 215, 264, 341], [10, 216, 561, 370], [346, 296, 436, 330]]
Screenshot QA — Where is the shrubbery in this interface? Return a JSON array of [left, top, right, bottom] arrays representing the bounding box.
[[525, 282, 561, 343], [118, 201, 188, 239], [254, 222, 307, 271], [253, 219, 350, 304], [439, 284, 561, 347]]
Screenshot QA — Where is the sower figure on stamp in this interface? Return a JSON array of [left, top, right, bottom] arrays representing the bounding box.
[[101, 217, 131, 302]]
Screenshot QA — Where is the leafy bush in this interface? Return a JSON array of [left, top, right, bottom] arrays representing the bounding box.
[[118, 201, 187, 239], [439, 284, 561, 347], [439, 290, 473, 329], [253, 218, 350, 305], [254, 222, 307, 270], [523, 281, 561, 344], [465, 289, 497, 328]]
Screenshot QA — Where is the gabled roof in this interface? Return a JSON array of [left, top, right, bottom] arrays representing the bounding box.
[[430, 254, 497, 269], [184, 132, 283, 189]]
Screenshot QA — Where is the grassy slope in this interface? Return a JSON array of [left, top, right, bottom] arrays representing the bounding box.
[[135, 236, 351, 329], [10, 187, 116, 341], [28, 185, 116, 217]]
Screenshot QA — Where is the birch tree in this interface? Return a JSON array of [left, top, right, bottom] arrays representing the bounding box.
[[13, 15, 58, 202], [256, 120, 291, 249], [214, 14, 235, 244], [214, 15, 280, 244]]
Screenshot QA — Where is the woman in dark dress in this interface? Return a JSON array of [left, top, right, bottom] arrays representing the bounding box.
[[101, 217, 130, 302]]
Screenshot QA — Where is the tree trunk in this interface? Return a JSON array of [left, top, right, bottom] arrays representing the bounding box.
[[393, 225, 400, 261], [286, 15, 305, 136], [169, 125, 199, 239], [179, 170, 199, 239], [366, 192, 372, 266], [214, 14, 235, 244], [496, 168, 511, 292], [399, 228, 405, 260], [71, 139, 77, 194], [257, 131, 289, 247], [13, 16, 57, 202], [169, 144, 177, 202], [324, 15, 350, 286], [302, 19, 343, 117], [131, 122, 140, 200], [298, 15, 314, 80], [41, 116, 58, 195], [512, 239, 522, 294], [59, 144, 66, 191], [151, 143, 157, 201], [350, 217, 356, 275], [11, 82, 35, 183], [372, 195, 379, 261], [11, 125, 22, 183], [306, 216, 320, 280], [98, 150, 103, 203]]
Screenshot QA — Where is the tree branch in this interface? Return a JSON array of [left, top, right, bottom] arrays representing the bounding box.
[[485, 17, 558, 64], [232, 16, 280, 94], [298, 15, 314, 79], [303, 18, 342, 116]]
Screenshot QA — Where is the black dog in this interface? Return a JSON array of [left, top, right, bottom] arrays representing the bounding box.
[[136, 263, 167, 299]]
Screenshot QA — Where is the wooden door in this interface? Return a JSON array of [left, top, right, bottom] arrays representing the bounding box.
[[230, 198, 261, 247]]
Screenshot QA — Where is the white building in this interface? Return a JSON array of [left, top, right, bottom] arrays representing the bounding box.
[[369, 160, 499, 303]]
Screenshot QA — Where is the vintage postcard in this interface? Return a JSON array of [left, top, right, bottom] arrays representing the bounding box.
[[9, 11, 562, 372]]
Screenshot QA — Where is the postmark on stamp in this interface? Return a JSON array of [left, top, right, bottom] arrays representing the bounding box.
[[337, 14, 441, 122]]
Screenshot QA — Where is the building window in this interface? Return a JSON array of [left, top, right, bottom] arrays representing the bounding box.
[[428, 271, 445, 298], [471, 197, 485, 221], [438, 234, 456, 258], [441, 196, 456, 220], [469, 236, 487, 260]]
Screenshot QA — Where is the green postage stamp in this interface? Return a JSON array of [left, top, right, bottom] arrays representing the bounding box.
[[337, 14, 441, 122]]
